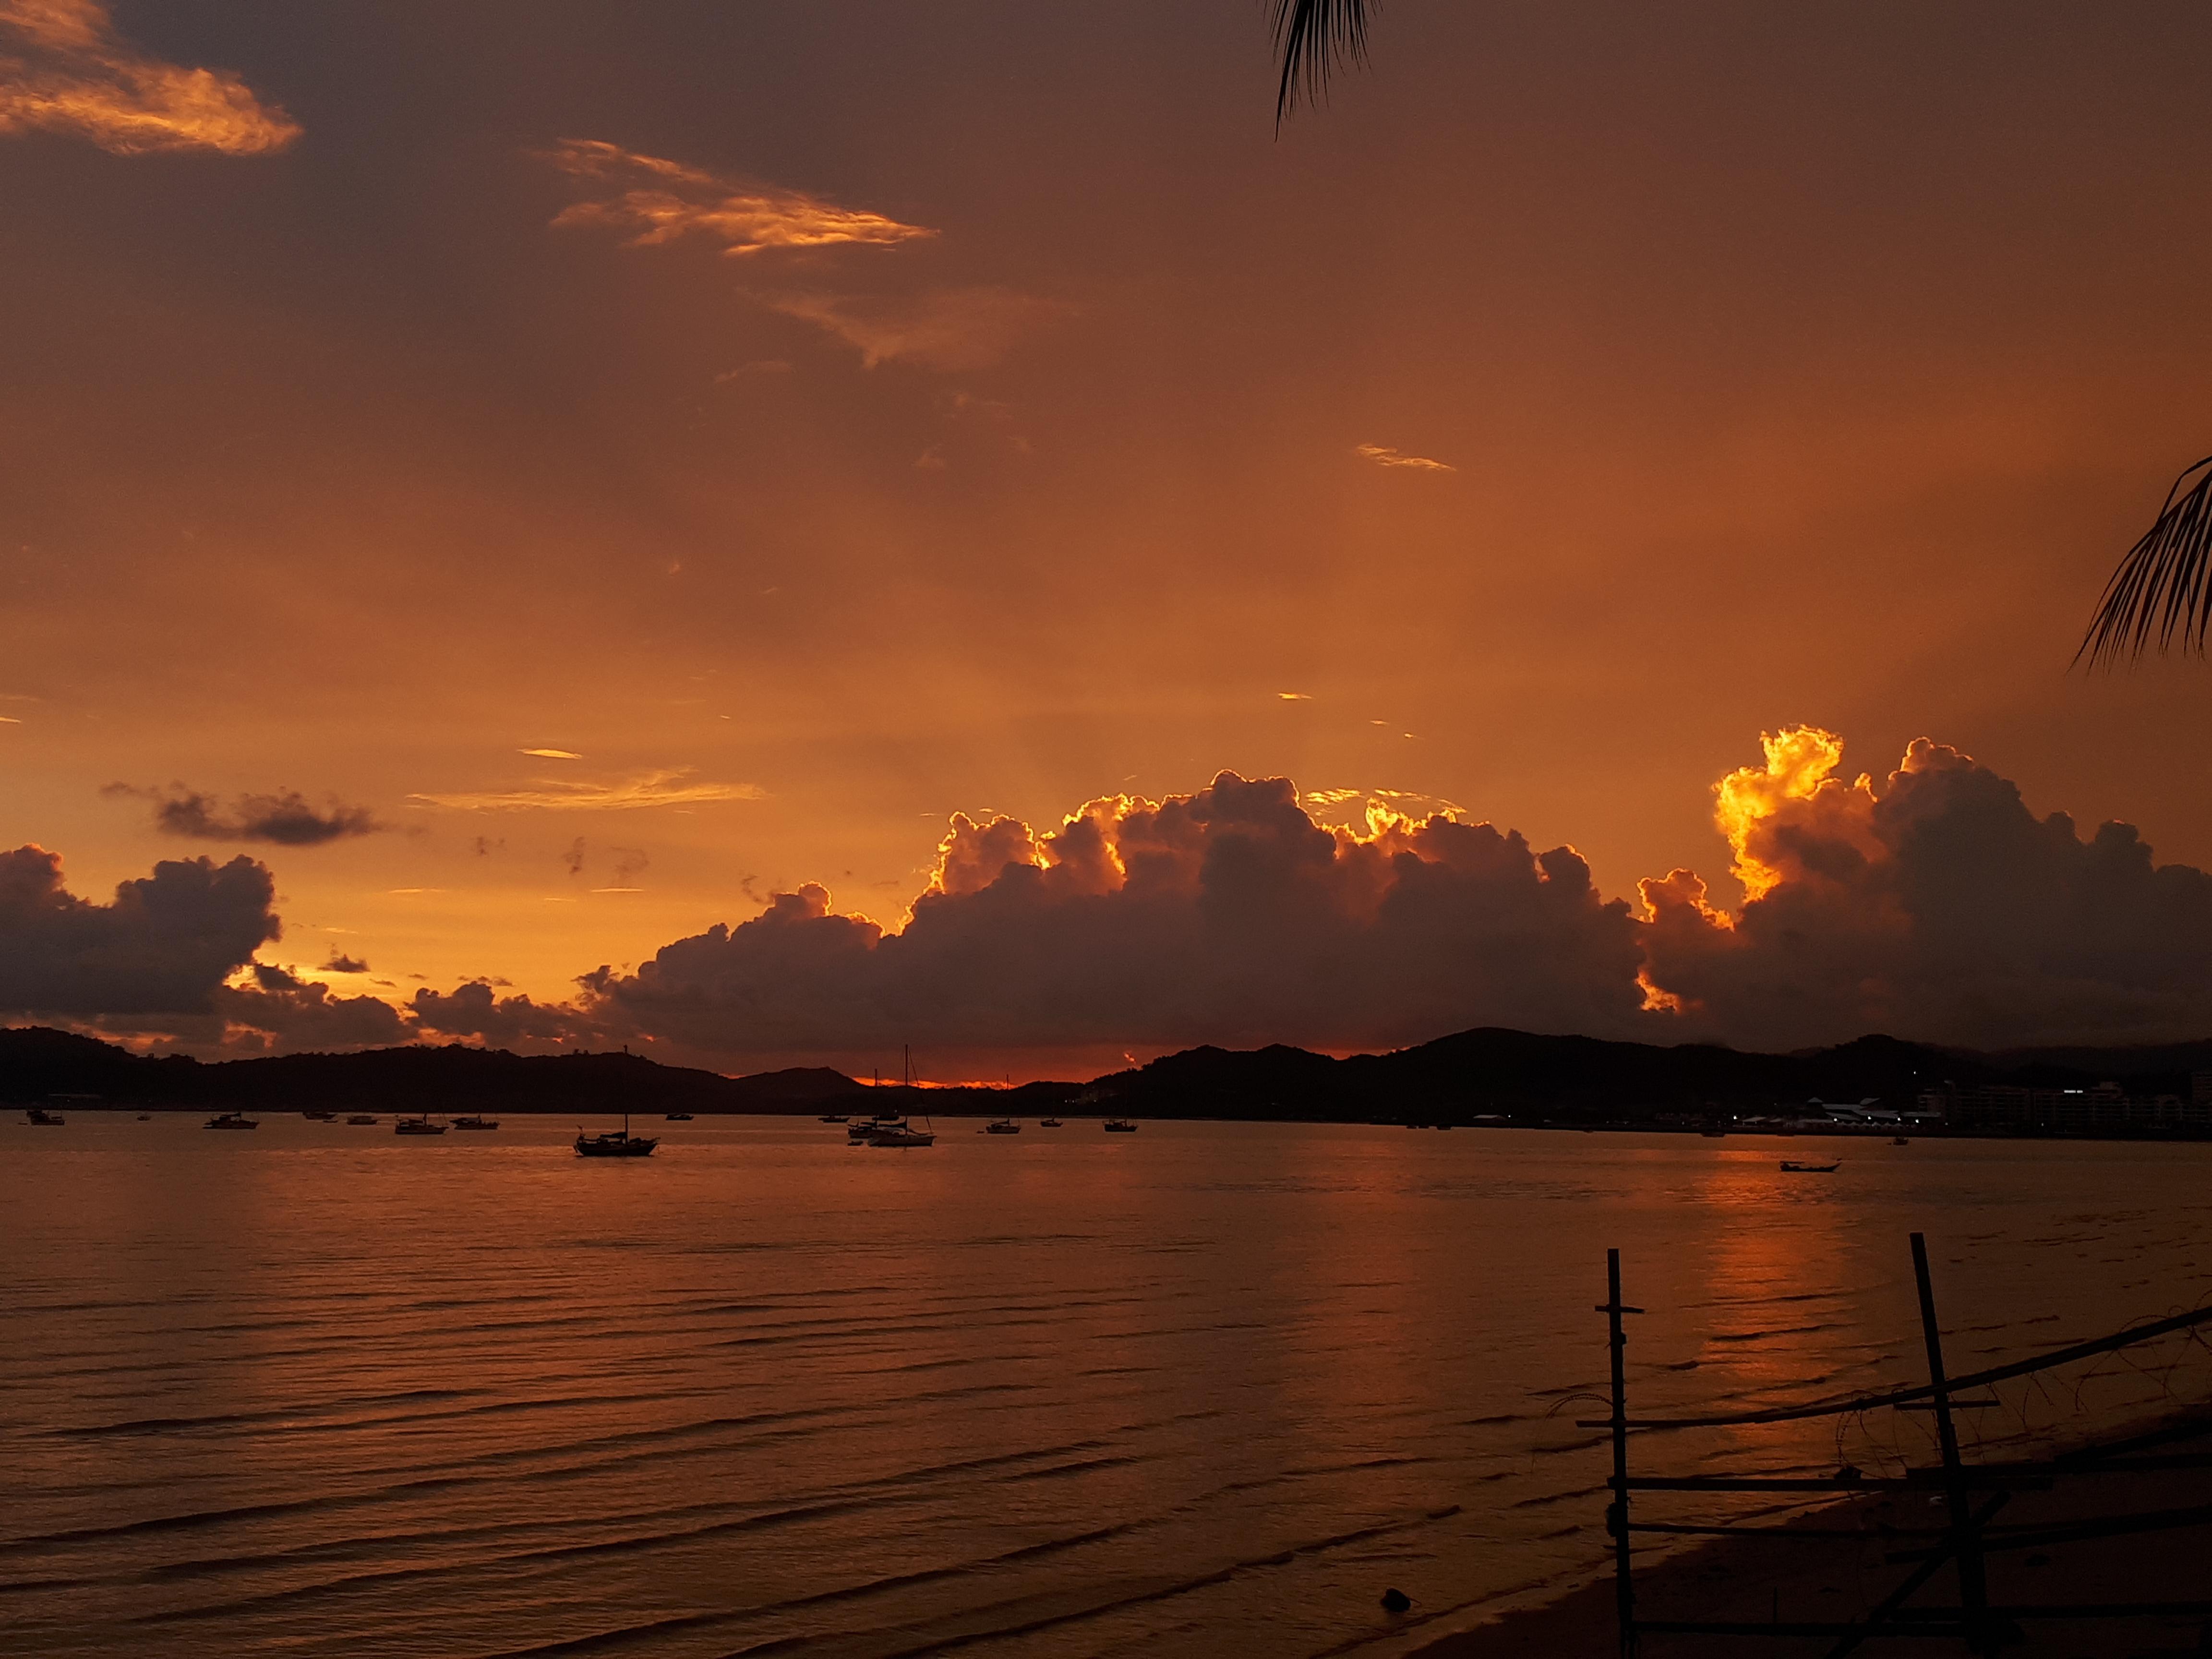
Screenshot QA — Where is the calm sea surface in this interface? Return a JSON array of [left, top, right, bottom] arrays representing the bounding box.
[[3, 1115, 2210, 1659]]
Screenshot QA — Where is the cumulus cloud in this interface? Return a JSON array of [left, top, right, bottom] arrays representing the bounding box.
[[409, 980, 600, 1047], [0, 843, 279, 1014], [0, 0, 298, 155], [203, 964, 410, 1052], [1639, 727, 2212, 1049], [759, 286, 1075, 370], [108, 782, 383, 845], [322, 952, 369, 974], [408, 768, 763, 812], [1354, 444, 1455, 472], [582, 773, 1647, 1071], [544, 138, 934, 256]]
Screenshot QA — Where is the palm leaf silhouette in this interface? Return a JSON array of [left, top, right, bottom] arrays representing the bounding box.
[[1274, 0, 1370, 125], [2080, 457, 2212, 666]]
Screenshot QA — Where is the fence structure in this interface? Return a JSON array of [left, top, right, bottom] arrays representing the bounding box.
[[1581, 1234, 2212, 1656]]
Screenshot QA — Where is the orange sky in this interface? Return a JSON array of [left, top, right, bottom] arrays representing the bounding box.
[[7, 2, 2212, 1074]]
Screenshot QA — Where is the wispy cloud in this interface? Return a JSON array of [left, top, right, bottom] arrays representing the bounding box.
[[409, 768, 764, 813], [1354, 443, 1455, 473], [0, 0, 299, 155], [544, 138, 934, 257], [518, 747, 581, 759], [760, 286, 1074, 370], [105, 783, 383, 845]]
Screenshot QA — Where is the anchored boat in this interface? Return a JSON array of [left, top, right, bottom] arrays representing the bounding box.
[[576, 1116, 658, 1157]]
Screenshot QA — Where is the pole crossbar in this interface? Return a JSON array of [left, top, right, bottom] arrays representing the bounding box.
[[1587, 1302, 2212, 1432]]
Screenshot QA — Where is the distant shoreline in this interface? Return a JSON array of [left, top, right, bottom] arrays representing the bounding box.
[[11, 1022, 2212, 1143]]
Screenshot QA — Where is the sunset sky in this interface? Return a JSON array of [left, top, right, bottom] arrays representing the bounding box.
[[9, 2, 2212, 1076]]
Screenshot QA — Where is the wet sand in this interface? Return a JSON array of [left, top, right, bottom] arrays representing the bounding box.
[[1415, 1413, 2212, 1659]]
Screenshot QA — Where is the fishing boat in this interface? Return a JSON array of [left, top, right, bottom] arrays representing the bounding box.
[[576, 1116, 658, 1157], [1779, 1159, 1840, 1173], [204, 1111, 259, 1130], [1103, 1118, 1138, 1133], [346, 1114, 378, 1126], [1039, 1117, 1063, 1128], [452, 1114, 499, 1130], [984, 1118, 1021, 1135], [24, 1106, 63, 1126], [664, 1111, 694, 1121], [396, 1114, 446, 1135]]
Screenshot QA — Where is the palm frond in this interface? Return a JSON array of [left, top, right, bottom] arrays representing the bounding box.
[[1273, 0, 1370, 126], [2080, 456, 2212, 667]]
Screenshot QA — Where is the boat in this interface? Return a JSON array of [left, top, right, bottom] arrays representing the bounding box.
[[1699, 1127, 1726, 1138], [868, 1122, 936, 1148], [135, 1113, 150, 1122], [1779, 1160, 1840, 1173], [346, 1114, 378, 1125], [204, 1111, 259, 1130], [850, 1113, 904, 1142], [24, 1106, 63, 1126], [395, 1114, 446, 1135], [452, 1114, 499, 1130], [1039, 1117, 1062, 1128], [1103, 1118, 1138, 1133], [302, 1109, 334, 1121], [984, 1118, 1021, 1135], [664, 1111, 694, 1121], [1892, 1135, 1910, 1146], [818, 1113, 849, 1124], [866, 1048, 935, 1146], [576, 1115, 659, 1158]]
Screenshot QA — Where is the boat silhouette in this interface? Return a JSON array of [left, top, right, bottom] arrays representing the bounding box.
[[204, 1112, 258, 1130], [576, 1115, 658, 1157]]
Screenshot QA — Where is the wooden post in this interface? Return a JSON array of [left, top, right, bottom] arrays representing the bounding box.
[[1604, 1248, 1641, 1659], [1910, 1231, 1991, 1655]]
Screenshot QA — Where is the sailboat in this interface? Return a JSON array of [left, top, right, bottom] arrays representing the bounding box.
[[868, 1048, 936, 1147], [576, 1114, 659, 1157], [984, 1118, 1021, 1134]]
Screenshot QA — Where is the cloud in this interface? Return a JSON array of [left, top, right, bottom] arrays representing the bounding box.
[[759, 286, 1074, 370], [408, 768, 763, 812], [108, 783, 384, 846], [0, 0, 298, 155], [518, 747, 580, 759], [0, 843, 279, 1014], [544, 138, 934, 257], [322, 952, 369, 974], [581, 773, 1647, 1071], [1354, 444, 1455, 472], [1639, 727, 2212, 1049], [409, 980, 600, 1047]]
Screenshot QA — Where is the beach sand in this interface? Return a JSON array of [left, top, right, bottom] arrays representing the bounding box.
[[1412, 1414, 2212, 1659]]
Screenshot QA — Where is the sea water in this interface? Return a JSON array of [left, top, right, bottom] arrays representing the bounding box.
[[2, 1116, 2209, 1658]]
